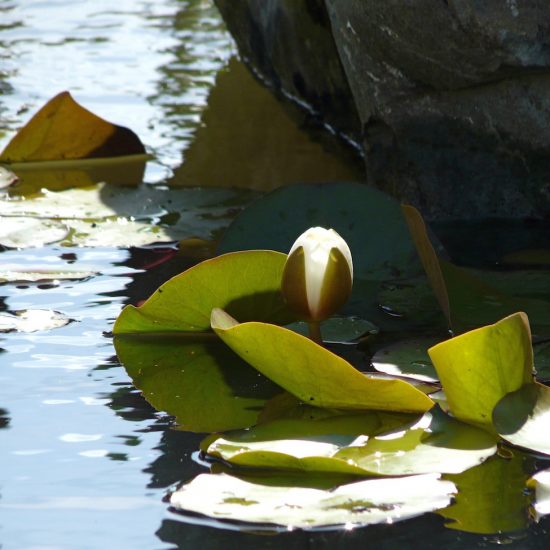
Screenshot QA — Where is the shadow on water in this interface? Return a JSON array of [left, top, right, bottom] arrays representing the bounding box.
[[0, 407, 10, 429]]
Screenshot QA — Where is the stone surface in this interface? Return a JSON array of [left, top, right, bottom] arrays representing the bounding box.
[[216, 0, 550, 220], [214, 0, 361, 142]]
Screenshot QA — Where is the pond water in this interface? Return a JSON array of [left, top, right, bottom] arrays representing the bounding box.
[[0, 1, 549, 549]]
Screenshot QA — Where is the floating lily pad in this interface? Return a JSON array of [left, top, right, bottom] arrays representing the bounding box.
[[376, 277, 446, 328], [218, 182, 423, 282], [204, 410, 406, 476], [205, 407, 495, 477], [440, 453, 530, 534], [529, 468, 550, 519], [428, 313, 533, 432], [0, 184, 254, 248], [114, 335, 282, 432], [0, 309, 70, 333], [169, 472, 456, 529], [493, 383, 550, 456], [334, 408, 496, 476], [0, 267, 96, 284], [0, 91, 145, 163], [115, 251, 293, 335], [211, 308, 434, 414], [372, 338, 440, 383], [0, 217, 69, 248], [285, 316, 378, 344]]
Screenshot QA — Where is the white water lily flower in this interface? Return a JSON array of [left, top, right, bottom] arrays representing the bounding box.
[[281, 227, 353, 322]]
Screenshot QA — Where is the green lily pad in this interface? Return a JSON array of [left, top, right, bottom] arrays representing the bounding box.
[[169, 472, 456, 529], [371, 338, 440, 383], [440, 452, 530, 534], [428, 313, 534, 432], [218, 182, 422, 281], [211, 308, 434, 413], [493, 383, 550, 456], [285, 316, 378, 344], [529, 468, 550, 519], [376, 277, 446, 329], [0, 309, 70, 332], [205, 407, 495, 477], [114, 251, 293, 335], [114, 335, 282, 432]]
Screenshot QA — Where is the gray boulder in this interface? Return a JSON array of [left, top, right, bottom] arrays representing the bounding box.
[[216, 0, 550, 219]]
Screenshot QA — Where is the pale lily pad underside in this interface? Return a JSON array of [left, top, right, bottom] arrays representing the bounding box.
[[0, 309, 70, 332], [205, 408, 497, 477], [0, 184, 250, 247], [170, 472, 457, 529]]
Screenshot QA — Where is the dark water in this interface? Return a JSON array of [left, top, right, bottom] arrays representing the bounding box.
[[0, 1, 549, 549]]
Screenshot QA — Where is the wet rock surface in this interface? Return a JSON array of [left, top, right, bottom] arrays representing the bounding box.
[[216, 0, 550, 220]]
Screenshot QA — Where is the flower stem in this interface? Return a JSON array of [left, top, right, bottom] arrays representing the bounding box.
[[308, 321, 323, 345]]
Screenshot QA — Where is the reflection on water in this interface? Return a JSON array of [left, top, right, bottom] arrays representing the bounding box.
[[170, 57, 363, 191]]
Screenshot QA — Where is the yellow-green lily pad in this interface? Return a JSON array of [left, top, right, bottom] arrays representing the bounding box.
[[114, 335, 282, 432], [428, 313, 533, 432], [114, 251, 294, 335], [205, 407, 495, 477], [211, 308, 434, 413]]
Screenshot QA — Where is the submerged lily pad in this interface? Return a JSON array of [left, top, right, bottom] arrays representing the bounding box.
[[114, 335, 282, 432], [428, 313, 533, 432], [169, 472, 456, 529], [440, 452, 530, 534], [205, 407, 495, 477], [211, 308, 434, 413], [0, 217, 69, 248], [115, 251, 293, 335], [493, 383, 550, 456], [0, 309, 70, 332], [371, 338, 440, 383]]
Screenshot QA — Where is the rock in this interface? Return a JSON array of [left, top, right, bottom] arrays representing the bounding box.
[[214, 0, 361, 142], [216, 0, 550, 220]]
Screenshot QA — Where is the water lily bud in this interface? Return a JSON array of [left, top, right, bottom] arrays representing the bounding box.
[[281, 227, 353, 322]]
